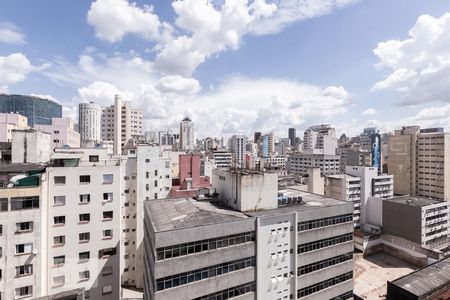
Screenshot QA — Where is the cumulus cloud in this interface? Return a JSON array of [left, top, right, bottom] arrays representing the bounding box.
[[0, 53, 46, 92], [0, 22, 26, 45], [87, 0, 161, 42], [373, 13, 450, 105], [362, 108, 377, 115], [155, 75, 201, 94]]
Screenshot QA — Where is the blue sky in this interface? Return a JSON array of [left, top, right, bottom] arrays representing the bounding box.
[[1, 0, 450, 138]]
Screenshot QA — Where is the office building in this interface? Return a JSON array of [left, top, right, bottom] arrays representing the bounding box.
[[144, 168, 354, 300], [388, 126, 450, 200], [34, 117, 80, 148], [180, 117, 194, 151], [339, 148, 371, 172], [254, 132, 261, 143], [101, 95, 143, 154], [383, 196, 450, 248], [46, 148, 121, 299], [287, 153, 340, 176], [288, 128, 296, 147], [11, 129, 52, 164], [229, 135, 247, 168], [79, 102, 102, 147], [0, 112, 28, 143], [0, 94, 62, 127], [303, 124, 337, 155], [208, 150, 233, 169]]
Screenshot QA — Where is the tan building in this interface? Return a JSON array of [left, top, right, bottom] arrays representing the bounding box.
[[388, 126, 450, 201], [101, 96, 143, 153], [0, 113, 28, 143]]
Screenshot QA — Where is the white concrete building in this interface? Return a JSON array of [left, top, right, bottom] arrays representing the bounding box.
[[209, 149, 233, 169], [287, 153, 340, 176], [0, 113, 28, 143], [101, 96, 143, 154], [46, 148, 122, 299], [12, 129, 52, 164], [179, 117, 194, 151], [34, 117, 80, 148], [261, 155, 287, 169], [303, 124, 337, 155], [79, 102, 102, 147], [229, 135, 247, 168]]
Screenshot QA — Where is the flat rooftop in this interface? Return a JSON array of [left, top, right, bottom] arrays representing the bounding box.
[[385, 195, 446, 207], [390, 256, 450, 297], [145, 198, 250, 232], [0, 163, 47, 174]]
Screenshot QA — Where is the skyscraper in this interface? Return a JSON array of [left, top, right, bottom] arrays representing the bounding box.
[[179, 116, 194, 151], [288, 127, 296, 147], [230, 135, 247, 168], [79, 102, 102, 147], [254, 131, 261, 143]]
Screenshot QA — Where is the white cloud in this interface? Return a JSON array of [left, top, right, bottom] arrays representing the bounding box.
[[362, 108, 378, 115], [373, 13, 450, 105], [87, 0, 161, 42], [0, 53, 46, 92], [155, 75, 201, 95], [0, 22, 26, 45]]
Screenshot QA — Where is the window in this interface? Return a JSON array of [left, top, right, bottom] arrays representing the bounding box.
[[16, 264, 33, 277], [53, 196, 65, 206], [103, 211, 113, 220], [15, 286, 32, 297], [79, 194, 90, 204], [53, 255, 65, 266], [103, 193, 113, 202], [79, 270, 90, 280], [103, 174, 113, 184], [79, 232, 90, 242], [103, 229, 113, 239], [145, 159, 150, 163], [53, 275, 65, 286], [16, 221, 33, 233], [146, 172, 149, 179], [0, 247, 2, 258], [89, 155, 99, 162], [154, 180, 158, 187], [16, 243, 33, 255], [79, 251, 90, 261], [0, 198, 7, 211], [154, 170, 158, 176], [102, 285, 113, 295], [79, 213, 90, 223], [11, 197, 39, 210], [102, 266, 113, 276], [0, 224, 2, 236], [146, 184, 149, 191], [54, 176, 66, 184], [99, 247, 116, 258], [54, 216, 65, 225], [79, 175, 90, 183], [53, 236, 65, 246], [154, 193, 158, 199]]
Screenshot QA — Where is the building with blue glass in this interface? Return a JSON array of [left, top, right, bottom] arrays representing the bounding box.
[[0, 94, 62, 127]]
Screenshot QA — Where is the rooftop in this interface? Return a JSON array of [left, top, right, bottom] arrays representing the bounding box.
[[385, 196, 446, 207], [0, 163, 47, 174], [390, 256, 450, 297]]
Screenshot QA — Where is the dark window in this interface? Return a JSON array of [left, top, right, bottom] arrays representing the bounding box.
[[89, 155, 99, 162], [80, 175, 90, 183], [79, 214, 90, 222], [99, 247, 116, 258], [54, 176, 66, 184], [0, 198, 8, 211], [11, 197, 39, 210], [103, 211, 113, 219]]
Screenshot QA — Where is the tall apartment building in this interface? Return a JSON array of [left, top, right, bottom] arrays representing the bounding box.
[[0, 112, 28, 143], [144, 169, 354, 300], [79, 102, 102, 147], [383, 196, 450, 248], [179, 117, 194, 151], [0, 165, 47, 300], [325, 174, 362, 229], [34, 117, 80, 148], [287, 153, 340, 176], [121, 144, 172, 289], [101, 95, 143, 154], [303, 124, 337, 155], [0, 94, 62, 127], [46, 148, 121, 299], [229, 135, 247, 168], [388, 126, 450, 200]]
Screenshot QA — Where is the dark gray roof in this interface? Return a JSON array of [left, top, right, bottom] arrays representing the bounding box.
[[390, 257, 450, 297], [0, 163, 47, 174], [145, 198, 249, 232], [385, 196, 446, 207]]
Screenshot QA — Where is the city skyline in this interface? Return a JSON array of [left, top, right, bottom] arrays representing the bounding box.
[[1, 1, 450, 139]]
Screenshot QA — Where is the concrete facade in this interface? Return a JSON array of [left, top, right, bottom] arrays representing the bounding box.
[[12, 129, 52, 164], [287, 153, 340, 176], [179, 117, 194, 151], [0, 113, 28, 143], [78, 102, 102, 147], [303, 124, 337, 156], [229, 135, 247, 168], [34, 117, 80, 148]]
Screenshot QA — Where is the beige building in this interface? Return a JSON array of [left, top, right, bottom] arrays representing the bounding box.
[[34, 117, 80, 148], [101, 96, 143, 153], [0, 113, 28, 143], [388, 127, 450, 201]]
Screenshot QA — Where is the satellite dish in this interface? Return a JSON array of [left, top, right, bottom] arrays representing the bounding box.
[[32, 249, 38, 255]]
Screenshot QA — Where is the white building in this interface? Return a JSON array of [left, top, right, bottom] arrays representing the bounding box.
[[101, 96, 143, 154], [209, 149, 233, 169], [303, 124, 338, 155], [46, 148, 122, 299], [79, 102, 102, 147], [262, 155, 287, 169], [229, 135, 247, 168], [12, 129, 52, 164], [0, 113, 28, 143], [179, 117, 194, 151], [34, 117, 80, 148], [287, 153, 340, 176]]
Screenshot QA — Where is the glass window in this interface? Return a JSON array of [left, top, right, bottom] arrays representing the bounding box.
[[11, 197, 39, 210], [15, 243, 33, 255], [16, 221, 33, 233], [89, 155, 99, 162], [53, 255, 65, 266], [103, 193, 113, 202], [79, 251, 90, 261], [102, 285, 113, 294], [53, 195, 65, 206], [79, 175, 90, 183], [54, 176, 66, 184], [53, 236, 65, 245], [103, 174, 113, 184], [79, 270, 90, 280], [0, 198, 7, 211], [79, 213, 90, 222], [103, 229, 113, 239], [16, 264, 33, 277], [103, 211, 113, 219], [79, 232, 90, 242], [15, 286, 32, 297], [79, 194, 90, 204], [54, 216, 65, 225], [53, 275, 65, 286]]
